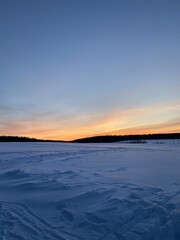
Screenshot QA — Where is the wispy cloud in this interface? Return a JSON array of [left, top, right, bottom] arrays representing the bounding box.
[[1, 99, 180, 140]]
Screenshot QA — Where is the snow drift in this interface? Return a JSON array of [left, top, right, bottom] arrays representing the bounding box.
[[0, 141, 180, 240]]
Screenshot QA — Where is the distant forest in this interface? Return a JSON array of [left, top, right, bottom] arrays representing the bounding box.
[[73, 133, 180, 143], [0, 136, 64, 142], [0, 133, 180, 143]]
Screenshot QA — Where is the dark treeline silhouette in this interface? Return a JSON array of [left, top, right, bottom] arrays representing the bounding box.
[[73, 133, 180, 143], [0, 136, 64, 142], [1, 133, 180, 143]]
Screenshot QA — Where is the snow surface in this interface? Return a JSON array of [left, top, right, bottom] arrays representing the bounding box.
[[0, 141, 180, 240]]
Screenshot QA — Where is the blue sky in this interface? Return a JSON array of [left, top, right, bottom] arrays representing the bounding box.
[[0, 0, 180, 140]]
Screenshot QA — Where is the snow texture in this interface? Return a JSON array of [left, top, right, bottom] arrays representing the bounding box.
[[0, 141, 180, 240]]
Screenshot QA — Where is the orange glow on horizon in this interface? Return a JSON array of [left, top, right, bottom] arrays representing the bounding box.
[[2, 122, 180, 141], [1, 100, 180, 141]]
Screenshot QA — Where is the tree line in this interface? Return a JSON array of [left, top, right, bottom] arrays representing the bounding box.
[[0, 133, 180, 143], [73, 133, 180, 143], [0, 136, 64, 142]]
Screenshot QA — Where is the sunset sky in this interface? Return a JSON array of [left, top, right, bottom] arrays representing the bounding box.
[[0, 0, 180, 140]]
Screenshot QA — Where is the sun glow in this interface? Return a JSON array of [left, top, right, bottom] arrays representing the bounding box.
[[1, 100, 180, 141]]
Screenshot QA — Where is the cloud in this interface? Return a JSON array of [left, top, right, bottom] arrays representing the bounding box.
[[108, 118, 180, 136], [1, 99, 180, 140]]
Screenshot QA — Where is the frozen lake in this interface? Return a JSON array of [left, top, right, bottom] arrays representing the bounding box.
[[0, 141, 180, 240]]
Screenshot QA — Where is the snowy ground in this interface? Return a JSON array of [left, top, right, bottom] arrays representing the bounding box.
[[0, 141, 180, 240]]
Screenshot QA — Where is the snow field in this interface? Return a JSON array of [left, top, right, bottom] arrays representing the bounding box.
[[0, 142, 180, 240]]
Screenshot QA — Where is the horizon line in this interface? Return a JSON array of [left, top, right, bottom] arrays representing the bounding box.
[[1, 132, 180, 142]]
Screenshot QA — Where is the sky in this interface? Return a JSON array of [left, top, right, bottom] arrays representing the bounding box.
[[0, 0, 180, 140]]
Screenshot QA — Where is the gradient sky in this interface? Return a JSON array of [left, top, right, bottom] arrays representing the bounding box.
[[0, 0, 180, 140]]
